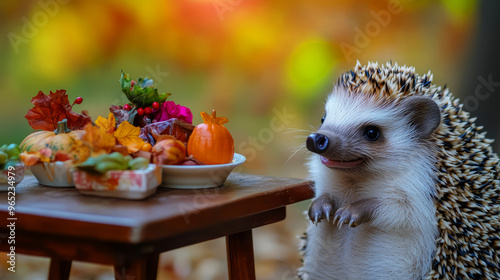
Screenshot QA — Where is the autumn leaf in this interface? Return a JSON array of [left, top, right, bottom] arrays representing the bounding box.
[[19, 148, 52, 166], [110, 105, 136, 127], [114, 121, 146, 153], [20, 152, 40, 166], [81, 124, 116, 156], [25, 89, 92, 131], [96, 113, 116, 134]]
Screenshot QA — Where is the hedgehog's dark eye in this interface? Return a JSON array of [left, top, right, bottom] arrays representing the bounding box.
[[321, 115, 326, 124], [364, 126, 380, 141]]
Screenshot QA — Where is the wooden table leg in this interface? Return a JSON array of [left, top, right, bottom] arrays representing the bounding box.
[[146, 254, 160, 280], [48, 258, 72, 280], [226, 230, 256, 280], [114, 254, 159, 280]]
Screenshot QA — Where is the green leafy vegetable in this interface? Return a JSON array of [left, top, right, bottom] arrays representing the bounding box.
[[0, 143, 21, 170], [75, 152, 149, 174], [120, 71, 171, 107]]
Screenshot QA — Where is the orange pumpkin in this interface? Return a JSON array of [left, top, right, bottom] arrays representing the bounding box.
[[20, 119, 87, 162], [187, 110, 234, 165]]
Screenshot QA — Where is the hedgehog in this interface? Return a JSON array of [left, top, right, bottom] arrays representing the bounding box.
[[298, 61, 500, 280]]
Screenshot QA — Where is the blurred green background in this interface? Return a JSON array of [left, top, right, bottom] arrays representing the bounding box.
[[1, 0, 500, 279]]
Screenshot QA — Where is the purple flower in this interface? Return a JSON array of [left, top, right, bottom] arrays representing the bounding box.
[[153, 101, 193, 124]]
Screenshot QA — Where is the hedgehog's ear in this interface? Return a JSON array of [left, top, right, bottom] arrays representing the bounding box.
[[401, 96, 441, 138]]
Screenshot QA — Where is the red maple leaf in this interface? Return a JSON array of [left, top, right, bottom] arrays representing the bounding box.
[[25, 89, 92, 131]]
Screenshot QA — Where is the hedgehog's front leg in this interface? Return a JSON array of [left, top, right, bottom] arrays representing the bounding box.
[[308, 193, 336, 224], [333, 198, 377, 228]]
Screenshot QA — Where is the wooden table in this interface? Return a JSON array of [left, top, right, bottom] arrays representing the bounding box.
[[0, 173, 313, 280]]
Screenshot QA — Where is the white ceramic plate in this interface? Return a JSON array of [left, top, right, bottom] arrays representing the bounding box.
[[161, 153, 246, 189]]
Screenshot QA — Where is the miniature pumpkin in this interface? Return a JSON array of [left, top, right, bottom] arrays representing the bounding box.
[[187, 110, 234, 164], [20, 119, 87, 162]]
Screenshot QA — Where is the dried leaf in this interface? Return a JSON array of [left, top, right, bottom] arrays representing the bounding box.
[[139, 119, 194, 145], [95, 113, 116, 134], [25, 89, 92, 131], [110, 105, 136, 127], [81, 124, 116, 156], [114, 121, 146, 153], [19, 152, 40, 166], [19, 148, 52, 166]]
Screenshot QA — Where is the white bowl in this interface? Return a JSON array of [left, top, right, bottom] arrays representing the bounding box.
[[73, 164, 161, 200], [29, 161, 74, 187], [161, 153, 246, 189]]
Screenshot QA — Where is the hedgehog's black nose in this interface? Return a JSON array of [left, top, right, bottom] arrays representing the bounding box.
[[307, 133, 329, 153]]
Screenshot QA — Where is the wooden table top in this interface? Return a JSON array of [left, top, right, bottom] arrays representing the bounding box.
[[0, 173, 313, 244]]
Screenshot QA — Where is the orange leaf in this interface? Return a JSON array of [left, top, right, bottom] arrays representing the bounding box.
[[19, 149, 52, 166], [81, 124, 116, 156], [20, 152, 41, 166], [95, 113, 116, 134], [114, 121, 146, 153]]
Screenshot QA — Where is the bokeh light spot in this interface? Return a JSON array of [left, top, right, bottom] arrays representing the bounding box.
[[30, 8, 95, 80], [441, 0, 477, 21], [286, 38, 337, 97]]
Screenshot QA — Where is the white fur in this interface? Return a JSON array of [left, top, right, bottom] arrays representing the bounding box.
[[301, 88, 438, 279]]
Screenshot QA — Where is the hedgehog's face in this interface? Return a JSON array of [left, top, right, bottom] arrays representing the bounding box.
[[306, 88, 441, 175]]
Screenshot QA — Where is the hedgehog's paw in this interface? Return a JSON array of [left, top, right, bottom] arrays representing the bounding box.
[[308, 194, 335, 225], [333, 199, 376, 228]]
